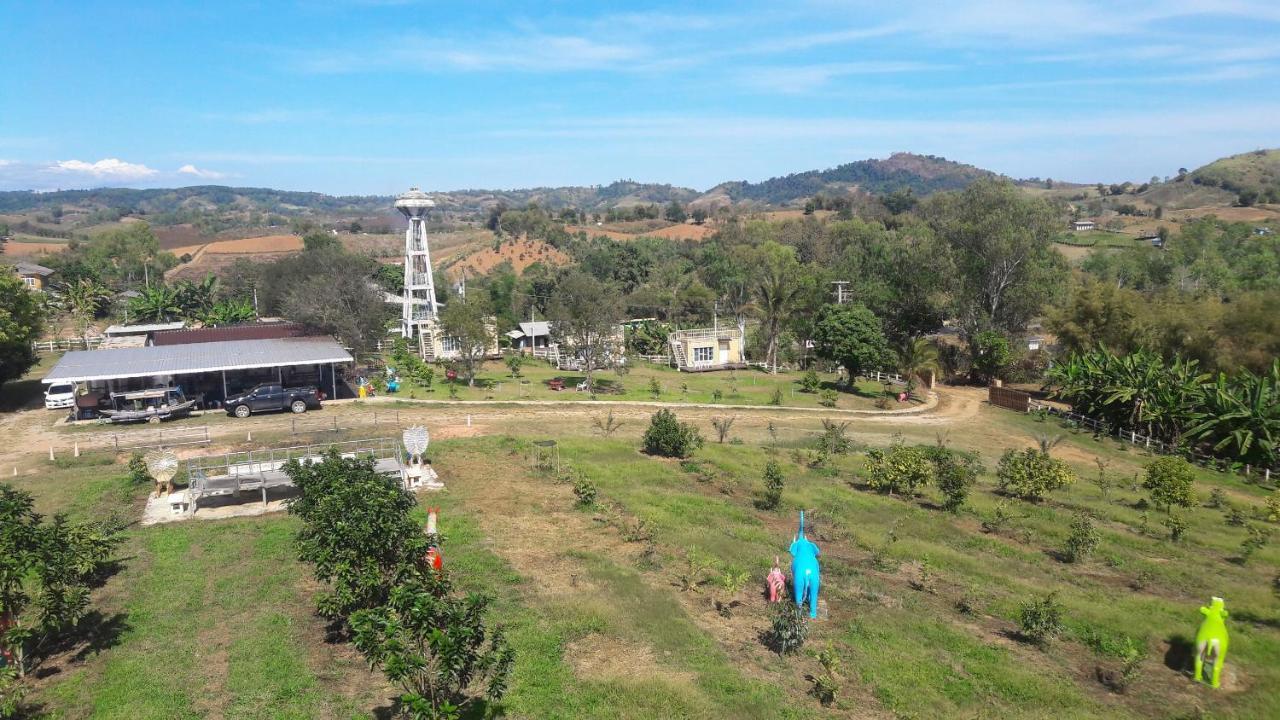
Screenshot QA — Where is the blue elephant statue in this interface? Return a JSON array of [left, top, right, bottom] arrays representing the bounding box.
[[790, 510, 821, 618]]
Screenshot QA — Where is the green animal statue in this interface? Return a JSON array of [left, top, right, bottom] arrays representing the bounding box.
[[1193, 596, 1230, 688]]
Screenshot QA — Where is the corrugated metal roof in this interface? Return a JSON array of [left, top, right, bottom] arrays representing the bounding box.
[[43, 337, 353, 384], [13, 261, 54, 276], [151, 322, 307, 346], [104, 322, 186, 336], [518, 321, 551, 337]]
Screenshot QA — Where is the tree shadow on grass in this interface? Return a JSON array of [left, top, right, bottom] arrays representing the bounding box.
[[0, 376, 45, 412], [27, 610, 132, 678], [1163, 633, 1195, 674]]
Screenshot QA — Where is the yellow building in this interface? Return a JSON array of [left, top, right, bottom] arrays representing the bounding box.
[[668, 326, 747, 372], [10, 261, 53, 291], [416, 317, 501, 362]]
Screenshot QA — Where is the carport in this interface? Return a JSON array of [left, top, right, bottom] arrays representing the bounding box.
[[42, 336, 354, 406]]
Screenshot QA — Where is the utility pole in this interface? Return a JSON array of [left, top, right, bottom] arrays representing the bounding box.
[[713, 300, 719, 334], [831, 280, 851, 305]]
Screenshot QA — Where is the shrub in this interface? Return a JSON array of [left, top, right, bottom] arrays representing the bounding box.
[[819, 389, 838, 407], [1266, 492, 1280, 522], [710, 415, 736, 444], [351, 576, 514, 720], [572, 477, 598, 508], [1164, 512, 1188, 542], [816, 420, 853, 456], [1207, 488, 1227, 509], [711, 388, 723, 402], [648, 377, 661, 400], [677, 546, 712, 592], [1226, 506, 1248, 526], [1143, 457, 1195, 513], [504, 354, 524, 378], [809, 644, 840, 706], [926, 447, 983, 511], [760, 460, 785, 510], [0, 667, 25, 719], [1019, 592, 1065, 647], [591, 409, 625, 437], [864, 444, 934, 496], [997, 448, 1076, 501], [714, 565, 749, 617], [127, 452, 152, 485], [642, 409, 703, 458], [799, 370, 821, 393], [769, 386, 783, 406], [1239, 524, 1271, 564], [765, 602, 809, 655], [982, 500, 1017, 534], [1064, 512, 1100, 563]]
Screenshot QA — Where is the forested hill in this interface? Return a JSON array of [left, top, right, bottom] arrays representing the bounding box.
[[0, 153, 998, 215], [0, 185, 388, 215], [709, 152, 1000, 205]]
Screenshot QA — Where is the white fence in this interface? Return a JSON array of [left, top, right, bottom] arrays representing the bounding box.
[[289, 410, 402, 435], [33, 337, 106, 353], [1027, 400, 1276, 485], [112, 425, 211, 452]]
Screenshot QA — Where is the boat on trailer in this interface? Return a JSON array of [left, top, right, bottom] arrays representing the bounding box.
[[98, 388, 197, 424]]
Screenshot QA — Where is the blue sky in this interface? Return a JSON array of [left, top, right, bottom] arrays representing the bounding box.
[[2, 0, 1278, 194]]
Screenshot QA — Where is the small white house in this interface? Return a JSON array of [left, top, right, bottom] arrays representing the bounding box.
[[1070, 220, 1096, 232]]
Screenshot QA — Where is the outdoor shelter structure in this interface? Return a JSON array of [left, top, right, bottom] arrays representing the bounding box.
[[42, 336, 353, 404]]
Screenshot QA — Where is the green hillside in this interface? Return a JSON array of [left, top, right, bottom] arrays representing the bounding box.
[[712, 152, 998, 205], [1188, 148, 1280, 204]]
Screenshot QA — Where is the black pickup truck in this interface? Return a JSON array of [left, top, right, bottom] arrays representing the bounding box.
[[224, 383, 322, 418]]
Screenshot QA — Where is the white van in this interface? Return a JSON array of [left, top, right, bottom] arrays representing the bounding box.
[[44, 383, 78, 410]]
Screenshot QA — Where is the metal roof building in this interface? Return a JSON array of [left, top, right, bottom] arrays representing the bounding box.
[[43, 337, 352, 385]]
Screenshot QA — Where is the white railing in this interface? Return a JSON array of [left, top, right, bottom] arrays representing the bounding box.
[[1026, 401, 1277, 485], [112, 425, 210, 452], [33, 337, 106, 353], [673, 328, 739, 342]]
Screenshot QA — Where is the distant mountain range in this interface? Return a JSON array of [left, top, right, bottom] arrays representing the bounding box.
[[1, 150, 1274, 219]]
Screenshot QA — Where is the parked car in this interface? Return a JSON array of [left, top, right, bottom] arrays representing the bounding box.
[[224, 383, 321, 418], [44, 382, 78, 410]]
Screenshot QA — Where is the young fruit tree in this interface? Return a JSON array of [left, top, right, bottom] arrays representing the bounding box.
[[642, 409, 703, 458], [997, 448, 1076, 501], [1142, 457, 1196, 514], [351, 575, 514, 720], [0, 485, 123, 678], [286, 453, 431, 622]]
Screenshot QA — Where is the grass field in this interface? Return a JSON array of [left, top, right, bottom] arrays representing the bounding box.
[[386, 359, 909, 411], [7, 387, 1278, 718]]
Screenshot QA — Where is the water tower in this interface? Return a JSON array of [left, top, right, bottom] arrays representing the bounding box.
[[394, 187, 439, 339]]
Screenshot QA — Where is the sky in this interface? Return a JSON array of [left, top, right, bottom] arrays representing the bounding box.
[[1, 0, 1279, 195]]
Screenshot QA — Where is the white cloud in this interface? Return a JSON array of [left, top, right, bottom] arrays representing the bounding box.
[[299, 32, 648, 74], [177, 163, 228, 179], [741, 61, 953, 93], [53, 158, 157, 180]]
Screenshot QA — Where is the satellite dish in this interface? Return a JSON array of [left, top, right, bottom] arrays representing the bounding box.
[[402, 426, 430, 457], [145, 449, 179, 483]]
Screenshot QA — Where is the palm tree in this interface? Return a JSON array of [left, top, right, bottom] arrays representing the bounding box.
[[896, 337, 941, 392], [129, 284, 181, 323], [750, 242, 802, 373], [60, 279, 111, 343]]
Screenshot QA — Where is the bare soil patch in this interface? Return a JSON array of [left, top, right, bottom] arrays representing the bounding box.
[[447, 237, 571, 276]]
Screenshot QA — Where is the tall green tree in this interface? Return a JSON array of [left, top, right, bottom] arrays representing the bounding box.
[[923, 179, 1065, 333], [438, 295, 493, 386], [812, 303, 894, 381], [548, 271, 623, 393], [747, 241, 803, 373], [61, 279, 111, 344], [0, 275, 44, 387]]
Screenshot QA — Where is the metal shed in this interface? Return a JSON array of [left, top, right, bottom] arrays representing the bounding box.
[[42, 336, 353, 402]]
